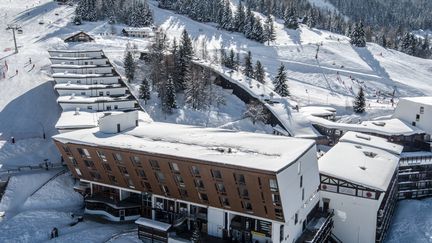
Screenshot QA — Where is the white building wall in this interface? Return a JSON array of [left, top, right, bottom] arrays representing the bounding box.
[[49, 50, 104, 58], [54, 76, 120, 85], [56, 87, 127, 97], [207, 207, 224, 238], [59, 100, 136, 112], [99, 111, 139, 133], [276, 146, 321, 242], [52, 66, 113, 74], [50, 58, 109, 65], [393, 99, 432, 136], [320, 190, 381, 243]]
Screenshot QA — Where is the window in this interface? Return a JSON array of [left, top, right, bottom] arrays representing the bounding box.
[[106, 91, 110, 96], [174, 174, 185, 188], [97, 151, 107, 162], [220, 197, 230, 207], [130, 156, 141, 167], [81, 92, 86, 95], [242, 201, 253, 211], [211, 170, 222, 180], [87, 106, 92, 110], [113, 153, 123, 163], [68, 156, 77, 166], [77, 148, 91, 158], [294, 213, 298, 224], [127, 178, 135, 188], [269, 179, 278, 192], [83, 160, 95, 168], [302, 188, 305, 201], [238, 188, 249, 199], [298, 162, 302, 174], [412, 121, 416, 126], [77, 80, 81, 84], [170, 162, 180, 172], [216, 183, 226, 193], [109, 175, 118, 184], [194, 179, 205, 189], [272, 194, 281, 205], [103, 163, 112, 172], [62, 145, 72, 154], [114, 105, 118, 110], [179, 188, 188, 198], [141, 181, 152, 191], [118, 166, 129, 176], [275, 208, 283, 219], [160, 185, 170, 196], [155, 171, 165, 183], [420, 106, 424, 114], [136, 169, 147, 179], [280, 225, 284, 242], [106, 105, 112, 111], [416, 114, 420, 121], [199, 193, 209, 202], [75, 168, 82, 176], [150, 160, 159, 169], [99, 91, 103, 96], [89, 171, 101, 180], [300, 175, 303, 188], [234, 173, 246, 185], [191, 166, 200, 176]]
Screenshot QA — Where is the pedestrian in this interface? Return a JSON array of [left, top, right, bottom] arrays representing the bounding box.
[[54, 227, 58, 238], [16, 69, 18, 75], [29, 58, 32, 64], [11, 137, 15, 144]]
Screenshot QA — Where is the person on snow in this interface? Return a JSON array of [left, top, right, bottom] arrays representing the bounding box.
[[29, 58, 32, 64]]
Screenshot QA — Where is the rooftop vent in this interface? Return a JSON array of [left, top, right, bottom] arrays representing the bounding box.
[[363, 151, 378, 158], [359, 166, 367, 170], [355, 134, 371, 141], [70, 93, 75, 99], [355, 145, 362, 149], [74, 107, 80, 115], [372, 121, 386, 127]]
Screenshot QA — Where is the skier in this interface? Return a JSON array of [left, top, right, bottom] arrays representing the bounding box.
[[29, 58, 32, 64], [16, 69, 18, 75]]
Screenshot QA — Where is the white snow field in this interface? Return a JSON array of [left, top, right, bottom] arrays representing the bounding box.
[[0, 0, 431, 242]]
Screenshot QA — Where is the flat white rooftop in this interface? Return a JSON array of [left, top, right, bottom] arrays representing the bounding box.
[[339, 132, 403, 156], [309, 116, 424, 136], [57, 95, 134, 103], [400, 97, 432, 106], [52, 73, 118, 78], [51, 64, 112, 69], [54, 83, 124, 90], [48, 49, 103, 53], [319, 139, 399, 191], [53, 121, 316, 173]]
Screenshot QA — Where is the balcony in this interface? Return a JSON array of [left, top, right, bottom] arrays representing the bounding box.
[[296, 209, 334, 243]]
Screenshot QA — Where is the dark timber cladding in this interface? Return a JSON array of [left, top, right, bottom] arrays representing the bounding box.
[[54, 140, 286, 222], [64, 31, 95, 42]]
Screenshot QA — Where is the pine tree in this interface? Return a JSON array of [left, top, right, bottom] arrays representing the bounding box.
[[124, 51, 135, 82], [139, 78, 151, 104], [185, 68, 209, 110], [251, 18, 265, 42], [273, 63, 290, 97], [350, 22, 366, 47], [220, 1, 234, 31], [234, 1, 245, 32], [76, 0, 98, 21], [264, 14, 276, 45], [254, 60, 265, 83], [284, 7, 298, 29], [307, 9, 316, 28], [353, 87, 366, 113], [243, 51, 253, 78], [163, 75, 177, 113], [178, 29, 194, 90], [244, 101, 269, 124]]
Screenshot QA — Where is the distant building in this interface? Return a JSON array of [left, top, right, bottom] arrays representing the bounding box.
[[393, 97, 432, 138], [122, 27, 155, 38], [64, 31, 95, 42], [53, 111, 334, 243], [319, 132, 400, 243]]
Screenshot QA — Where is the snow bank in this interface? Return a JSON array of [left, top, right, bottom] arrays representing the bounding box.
[[23, 173, 83, 211]]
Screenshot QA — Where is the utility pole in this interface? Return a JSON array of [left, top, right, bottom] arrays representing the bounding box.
[[6, 24, 21, 54]]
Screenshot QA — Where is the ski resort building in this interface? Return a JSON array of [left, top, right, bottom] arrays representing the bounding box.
[[393, 97, 432, 138], [53, 111, 334, 243], [318, 132, 400, 243], [64, 31, 95, 42], [49, 49, 141, 131], [122, 27, 155, 38]]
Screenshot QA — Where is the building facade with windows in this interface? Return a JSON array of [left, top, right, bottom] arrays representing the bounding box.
[[393, 97, 432, 138], [53, 111, 333, 243], [318, 132, 400, 243]]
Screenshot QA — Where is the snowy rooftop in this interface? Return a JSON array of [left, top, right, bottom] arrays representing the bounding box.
[[309, 116, 424, 136], [54, 83, 124, 90], [123, 27, 153, 32], [135, 217, 171, 231], [57, 95, 134, 103], [52, 73, 118, 78], [51, 64, 112, 69], [319, 139, 399, 191], [400, 97, 432, 106], [53, 121, 316, 173], [339, 132, 403, 156], [50, 56, 108, 60], [299, 106, 336, 117], [48, 49, 103, 53], [56, 111, 151, 130]]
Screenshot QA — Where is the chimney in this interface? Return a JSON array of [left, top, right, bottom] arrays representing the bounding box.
[[75, 107, 80, 115]]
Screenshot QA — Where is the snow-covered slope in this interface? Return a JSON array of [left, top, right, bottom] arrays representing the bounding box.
[[149, 1, 432, 112]]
